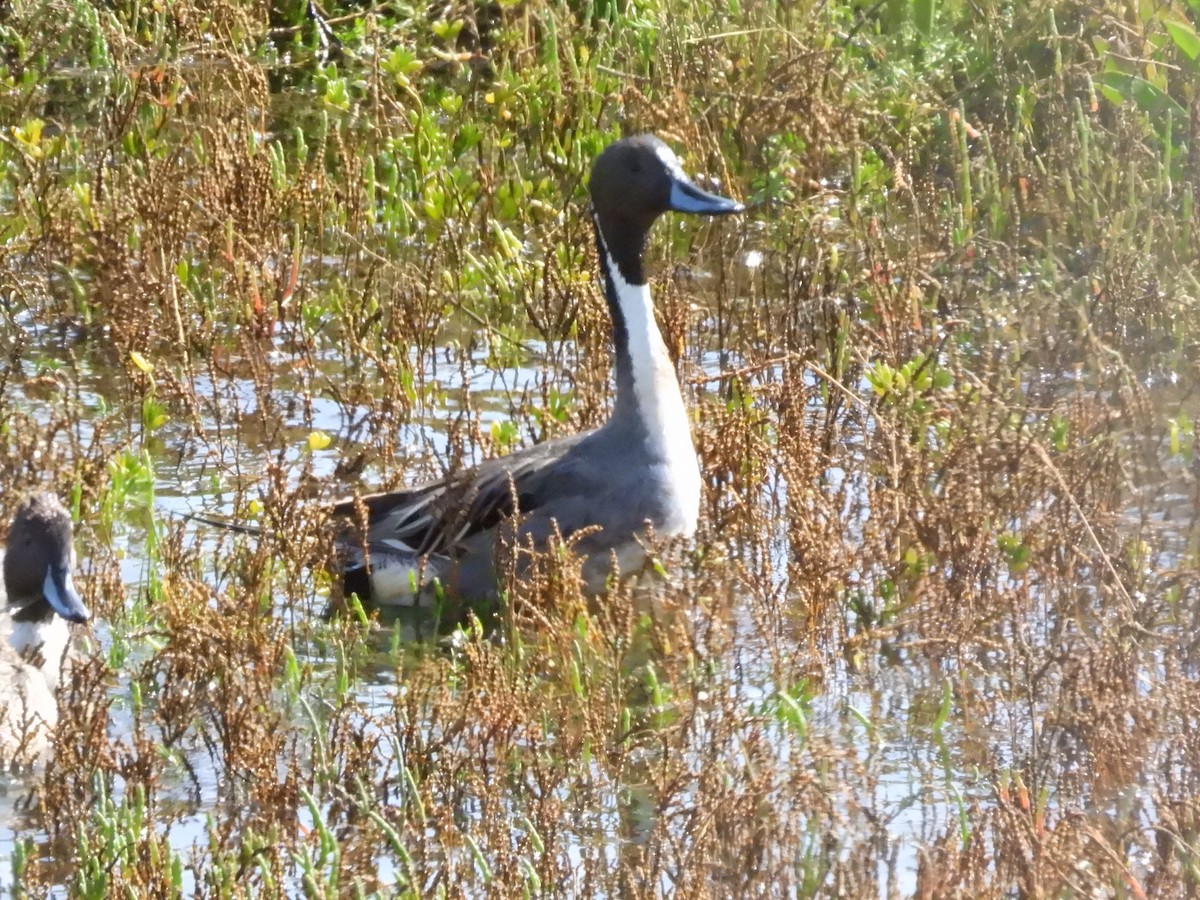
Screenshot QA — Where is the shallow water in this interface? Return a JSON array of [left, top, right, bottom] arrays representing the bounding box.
[[6, 279, 1197, 897]]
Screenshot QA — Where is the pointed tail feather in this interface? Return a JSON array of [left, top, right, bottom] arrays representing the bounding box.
[[183, 511, 265, 537]]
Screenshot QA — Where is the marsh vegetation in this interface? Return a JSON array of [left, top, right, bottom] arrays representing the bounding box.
[[0, 0, 1198, 895]]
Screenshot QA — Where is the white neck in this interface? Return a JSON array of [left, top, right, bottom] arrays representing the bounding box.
[[607, 254, 701, 535], [9, 617, 70, 686]]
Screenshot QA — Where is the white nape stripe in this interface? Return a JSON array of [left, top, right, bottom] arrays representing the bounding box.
[[603, 249, 701, 536], [652, 144, 687, 181]]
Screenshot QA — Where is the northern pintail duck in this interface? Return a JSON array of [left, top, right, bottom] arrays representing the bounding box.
[[334, 134, 743, 606], [0, 493, 90, 768]]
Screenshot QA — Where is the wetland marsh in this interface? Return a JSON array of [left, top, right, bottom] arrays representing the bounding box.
[[1, 0, 1199, 896]]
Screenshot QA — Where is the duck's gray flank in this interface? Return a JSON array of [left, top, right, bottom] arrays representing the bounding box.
[[0, 492, 90, 768]]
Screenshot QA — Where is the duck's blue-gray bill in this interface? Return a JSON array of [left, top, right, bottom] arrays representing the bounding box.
[[668, 179, 743, 215], [43, 564, 90, 623]]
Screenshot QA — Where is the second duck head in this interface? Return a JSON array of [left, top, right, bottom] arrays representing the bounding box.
[[5, 493, 91, 632]]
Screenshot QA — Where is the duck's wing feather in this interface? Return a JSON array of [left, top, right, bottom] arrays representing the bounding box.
[[331, 430, 595, 558]]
